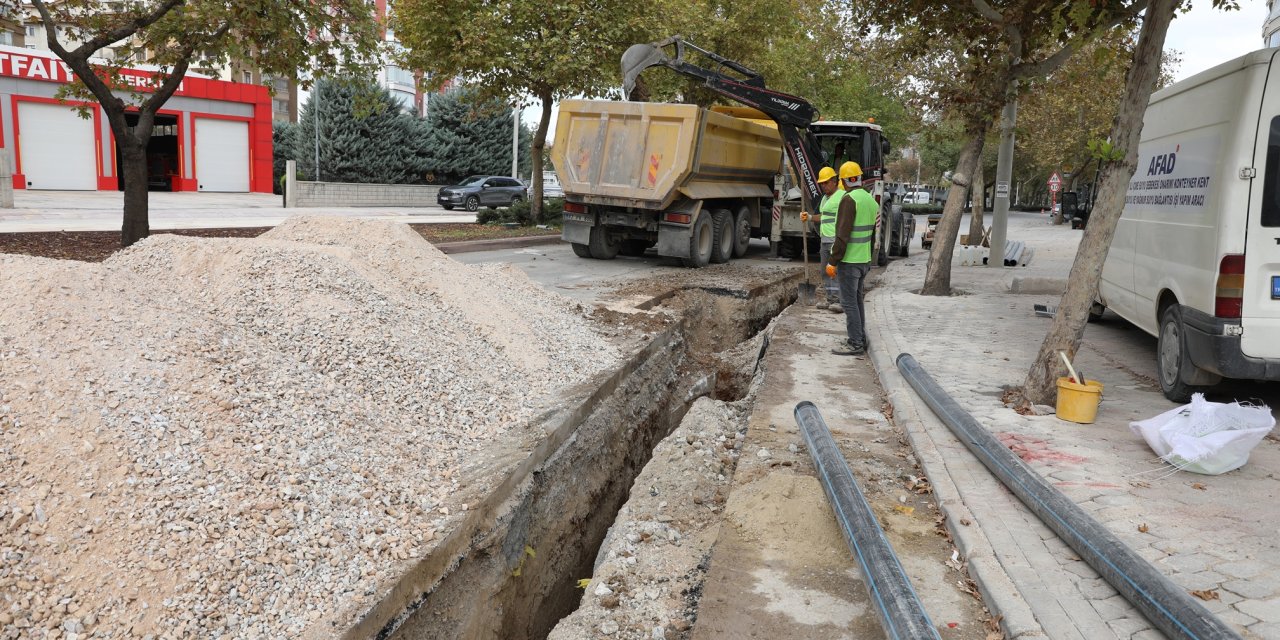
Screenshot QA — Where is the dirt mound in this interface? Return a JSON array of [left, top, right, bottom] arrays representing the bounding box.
[[0, 217, 618, 638]]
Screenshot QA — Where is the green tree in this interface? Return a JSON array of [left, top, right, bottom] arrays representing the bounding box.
[[393, 0, 659, 222], [1019, 0, 1233, 405], [421, 89, 532, 184], [272, 120, 297, 194], [855, 0, 1153, 296], [295, 77, 429, 184], [15, 0, 380, 246]]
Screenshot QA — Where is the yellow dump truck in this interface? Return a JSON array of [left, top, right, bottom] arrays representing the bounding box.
[[552, 99, 783, 267]]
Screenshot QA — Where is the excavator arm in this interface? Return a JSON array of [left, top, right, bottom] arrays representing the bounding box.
[[621, 36, 826, 215]]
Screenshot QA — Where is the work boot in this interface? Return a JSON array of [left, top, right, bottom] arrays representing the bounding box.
[[817, 300, 829, 310], [828, 303, 844, 314], [832, 340, 866, 356]]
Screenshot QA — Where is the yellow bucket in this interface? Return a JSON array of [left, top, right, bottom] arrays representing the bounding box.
[[1055, 377, 1104, 424]]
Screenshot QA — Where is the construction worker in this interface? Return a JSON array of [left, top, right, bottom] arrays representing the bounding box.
[[826, 161, 878, 356], [801, 167, 842, 309]]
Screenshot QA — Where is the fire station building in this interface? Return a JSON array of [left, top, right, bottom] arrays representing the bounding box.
[[0, 45, 273, 193]]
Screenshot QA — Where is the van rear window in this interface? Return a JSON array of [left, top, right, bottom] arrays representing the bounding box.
[[1263, 116, 1280, 227]]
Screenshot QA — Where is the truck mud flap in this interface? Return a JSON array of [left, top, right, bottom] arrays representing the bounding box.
[[562, 222, 592, 245], [657, 223, 693, 259]]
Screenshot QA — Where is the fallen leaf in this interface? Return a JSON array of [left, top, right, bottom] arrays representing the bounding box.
[[894, 505, 915, 516], [960, 518, 972, 526], [1138, 523, 1149, 533], [1191, 483, 1207, 491], [1130, 480, 1151, 488], [1190, 589, 1220, 601]]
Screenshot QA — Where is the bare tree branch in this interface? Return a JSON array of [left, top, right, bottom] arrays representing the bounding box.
[[1011, 0, 1150, 80], [142, 21, 232, 113], [970, 0, 1006, 23]]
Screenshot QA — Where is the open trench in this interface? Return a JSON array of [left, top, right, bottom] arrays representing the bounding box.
[[359, 274, 800, 640]]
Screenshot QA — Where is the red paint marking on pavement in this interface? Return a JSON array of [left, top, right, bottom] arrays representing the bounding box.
[[996, 432, 1087, 465]]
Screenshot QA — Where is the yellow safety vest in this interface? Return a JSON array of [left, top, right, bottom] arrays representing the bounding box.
[[842, 189, 878, 263], [819, 188, 845, 239]]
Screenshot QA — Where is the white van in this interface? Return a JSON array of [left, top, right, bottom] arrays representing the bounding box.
[[905, 190, 931, 205], [1098, 48, 1280, 402]]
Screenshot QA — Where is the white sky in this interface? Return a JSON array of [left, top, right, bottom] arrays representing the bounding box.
[[1166, 0, 1270, 81]]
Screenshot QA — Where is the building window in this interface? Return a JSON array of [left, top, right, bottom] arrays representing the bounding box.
[[242, 71, 252, 84], [25, 26, 36, 37]]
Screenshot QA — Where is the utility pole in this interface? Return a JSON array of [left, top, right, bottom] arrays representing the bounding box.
[[988, 94, 1017, 267], [512, 106, 520, 179], [313, 82, 322, 182]]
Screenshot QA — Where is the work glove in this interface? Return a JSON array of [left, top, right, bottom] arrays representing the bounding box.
[[825, 264, 836, 278], [800, 211, 811, 222]]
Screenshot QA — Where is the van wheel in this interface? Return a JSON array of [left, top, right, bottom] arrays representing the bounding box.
[[588, 226, 620, 260], [571, 243, 592, 259], [1087, 302, 1106, 322], [681, 211, 714, 268], [710, 209, 734, 264], [732, 208, 751, 258], [1157, 305, 1210, 403]]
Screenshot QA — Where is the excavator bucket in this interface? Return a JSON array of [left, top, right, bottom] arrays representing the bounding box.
[[622, 42, 670, 97]]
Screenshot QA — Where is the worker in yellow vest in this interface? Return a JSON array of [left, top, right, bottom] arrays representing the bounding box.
[[815, 166, 844, 310], [825, 161, 878, 356]]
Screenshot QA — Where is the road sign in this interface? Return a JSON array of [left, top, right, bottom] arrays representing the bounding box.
[[1047, 172, 1062, 187], [1049, 183, 1061, 193]]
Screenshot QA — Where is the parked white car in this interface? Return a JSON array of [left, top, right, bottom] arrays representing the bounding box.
[[1097, 48, 1280, 401]]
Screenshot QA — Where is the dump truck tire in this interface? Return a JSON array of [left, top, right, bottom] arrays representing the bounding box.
[[681, 211, 714, 268], [732, 207, 751, 258], [710, 209, 733, 264], [619, 239, 649, 257], [571, 243, 592, 258], [589, 226, 620, 260]]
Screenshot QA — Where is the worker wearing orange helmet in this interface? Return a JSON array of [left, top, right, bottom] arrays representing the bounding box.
[[825, 160, 878, 356]]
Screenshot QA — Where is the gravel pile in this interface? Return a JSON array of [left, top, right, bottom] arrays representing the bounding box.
[[0, 217, 618, 639]]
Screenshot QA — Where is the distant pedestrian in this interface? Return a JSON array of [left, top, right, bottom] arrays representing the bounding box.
[[826, 161, 878, 356]]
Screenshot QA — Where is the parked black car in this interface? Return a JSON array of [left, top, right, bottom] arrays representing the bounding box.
[[437, 175, 527, 211]]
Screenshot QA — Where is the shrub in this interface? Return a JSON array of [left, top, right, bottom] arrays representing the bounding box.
[[902, 203, 945, 215], [477, 197, 565, 226]]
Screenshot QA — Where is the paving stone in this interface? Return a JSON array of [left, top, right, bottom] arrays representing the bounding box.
[[1245, 621, 1280, 639], [1224, 577, 1280, 600], [1218, 561, 1268, 580], [1216, 608, 1258, 629], [1235, 597, 1280, 623], [1077, 577, 1118, 600], [1106, 616, 1152, 638], [1177, 570, 1226, 592], [1156, 552, 1214, 574], [1090, 594, 1132, 620]]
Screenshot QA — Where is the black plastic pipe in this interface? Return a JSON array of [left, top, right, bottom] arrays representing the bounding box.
[[794, 401, 941, 640], [895, 353, 1240, 640]]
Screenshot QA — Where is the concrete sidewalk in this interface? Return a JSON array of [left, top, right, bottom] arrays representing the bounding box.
[[0, 191, 474, 232], [864, 212, 1280, 639]]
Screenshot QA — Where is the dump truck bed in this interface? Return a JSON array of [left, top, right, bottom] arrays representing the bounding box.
[[552, 99, 782, 210]]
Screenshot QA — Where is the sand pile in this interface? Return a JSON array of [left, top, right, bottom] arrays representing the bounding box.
[[0, 217, 618, 638]]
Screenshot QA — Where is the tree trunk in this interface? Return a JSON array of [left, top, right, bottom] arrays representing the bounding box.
[[921, 122, 988, 296], [529, 91, 553, 225], [120, 141, 151, 247], [967, 161, 985, 244], [1021, 0, 1179, 405]]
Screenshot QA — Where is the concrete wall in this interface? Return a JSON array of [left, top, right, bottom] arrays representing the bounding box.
[[291, 180, 440, 208]]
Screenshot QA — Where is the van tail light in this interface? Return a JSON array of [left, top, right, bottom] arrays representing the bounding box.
[[663, 213, 692, 224], [1215, 254, 1246, 319], [563, 201, 587, 214]]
